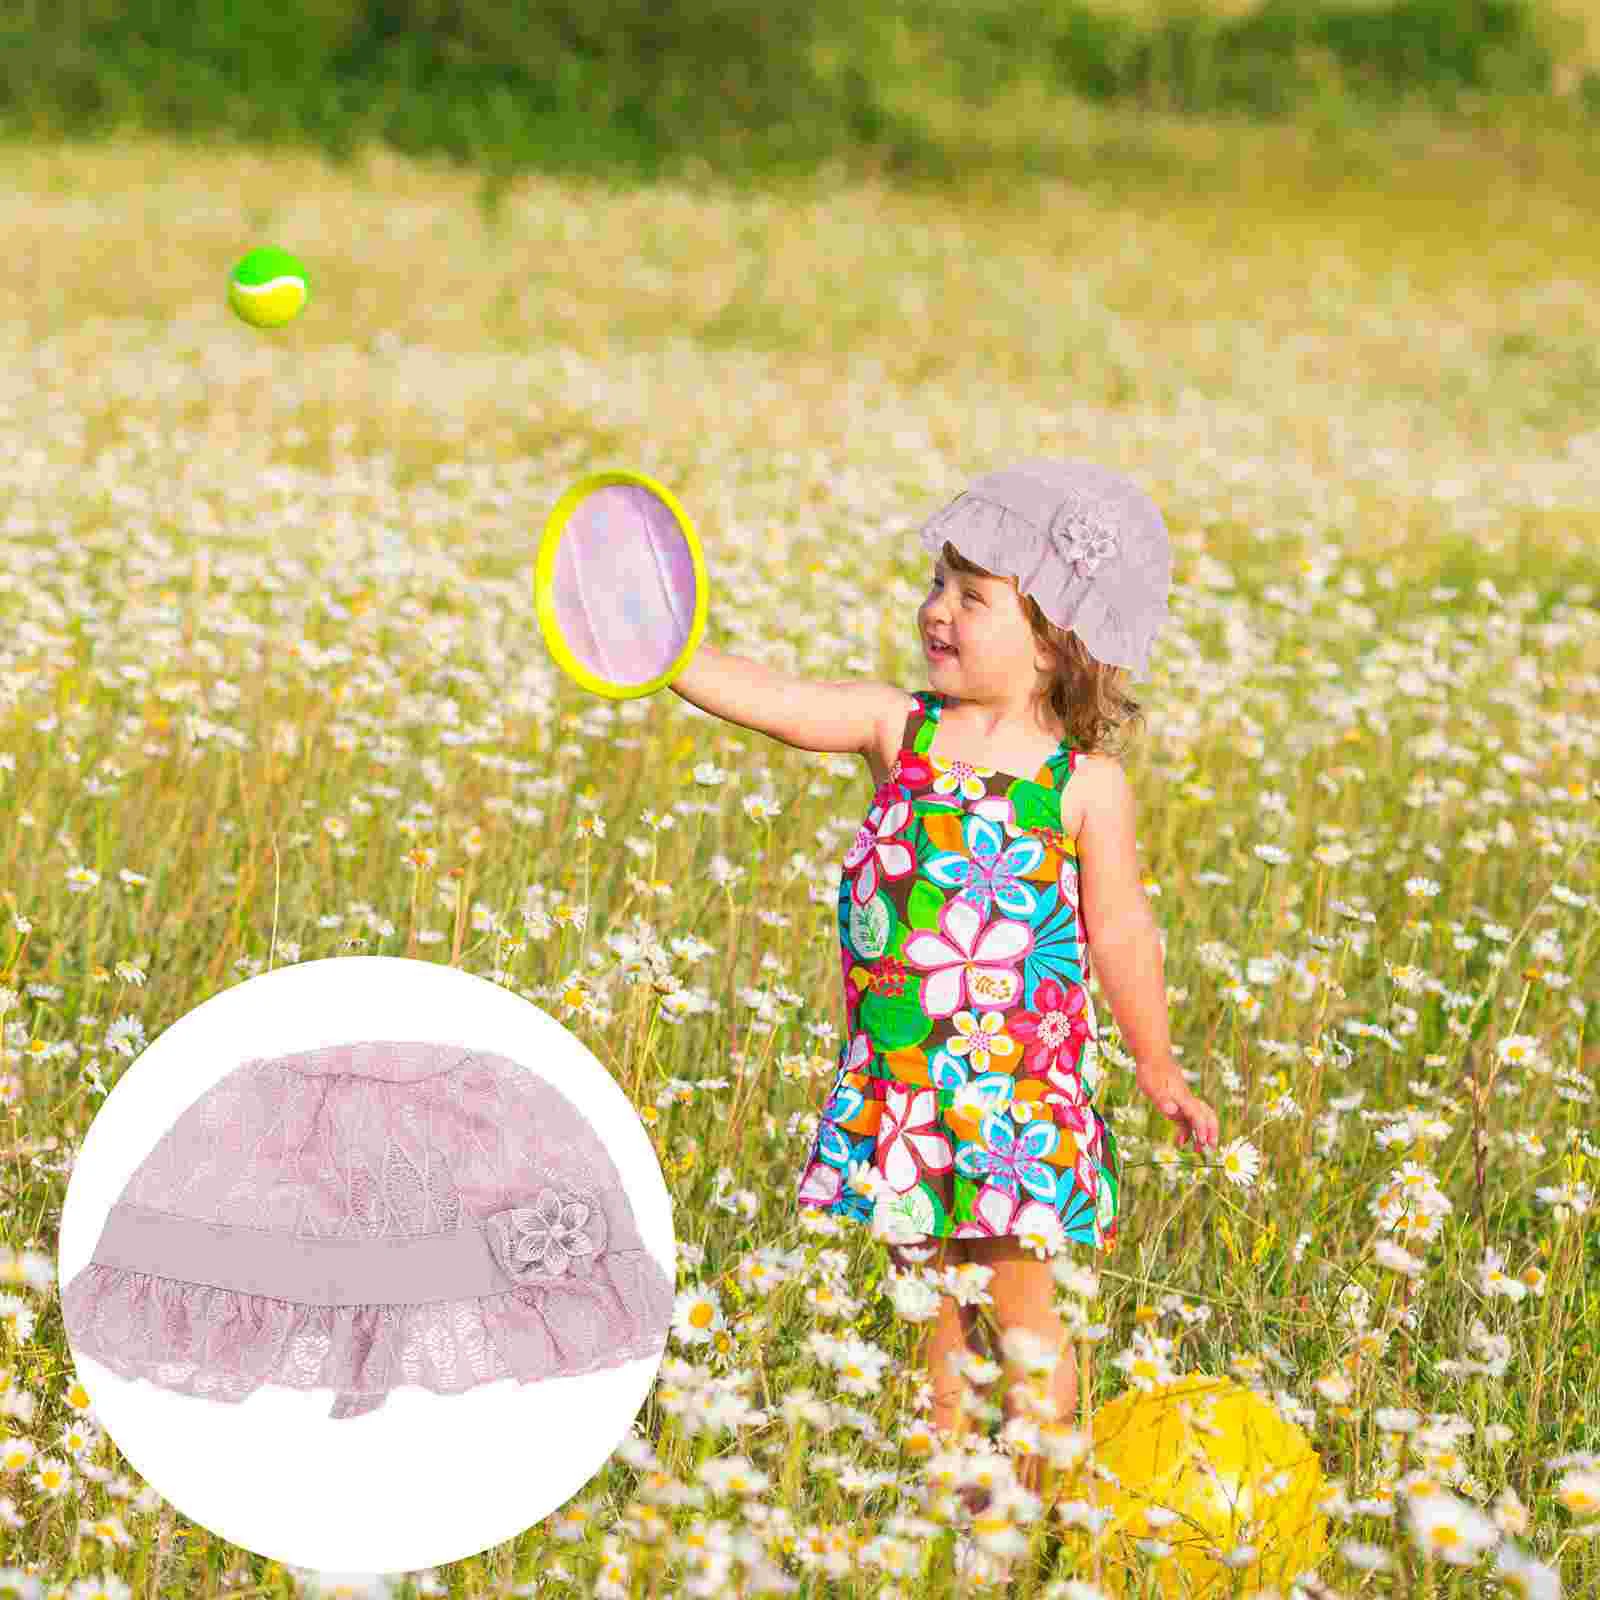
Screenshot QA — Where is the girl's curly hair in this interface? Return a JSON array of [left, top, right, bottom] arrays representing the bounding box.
[[937, 539, 1146, 761]]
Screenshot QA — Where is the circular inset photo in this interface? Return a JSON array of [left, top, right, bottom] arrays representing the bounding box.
[[56, 956, 676, 1574]]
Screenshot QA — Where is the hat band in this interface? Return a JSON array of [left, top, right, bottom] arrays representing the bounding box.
[[91, 1190, 646, 1307]]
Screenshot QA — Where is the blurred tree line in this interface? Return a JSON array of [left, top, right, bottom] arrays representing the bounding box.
[[1, 0, 1590, 182]]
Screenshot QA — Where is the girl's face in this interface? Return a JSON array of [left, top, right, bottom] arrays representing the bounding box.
[[918, 555, 1049, 705]]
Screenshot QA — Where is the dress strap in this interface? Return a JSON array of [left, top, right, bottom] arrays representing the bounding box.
[[907, 690, 941, 757], [1044, 740, 1076, 790]]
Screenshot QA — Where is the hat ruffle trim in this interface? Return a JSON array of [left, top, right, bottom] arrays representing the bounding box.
[[60, 1242, 675, 1420]]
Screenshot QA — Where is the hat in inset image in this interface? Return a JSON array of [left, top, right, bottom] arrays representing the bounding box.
[[61, 1040, 675, 1420]]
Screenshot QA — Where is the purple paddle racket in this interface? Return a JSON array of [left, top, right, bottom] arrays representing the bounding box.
[[533, 469, 709, 699]]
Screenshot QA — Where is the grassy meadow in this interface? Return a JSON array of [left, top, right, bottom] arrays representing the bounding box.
[[0, 69, 1597, 1600]]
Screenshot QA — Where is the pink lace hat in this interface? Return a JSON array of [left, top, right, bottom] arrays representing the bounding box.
[[60, 1040, 675, 1420], [916, 457, 1172, 682]]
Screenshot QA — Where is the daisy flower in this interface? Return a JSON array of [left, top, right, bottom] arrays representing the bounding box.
[[670, 1286, 726, 1346], [1218, 1137, 1262, 1189]]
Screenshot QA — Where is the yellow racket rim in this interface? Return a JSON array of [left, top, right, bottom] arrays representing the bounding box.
[[534, 468, 709, 701]]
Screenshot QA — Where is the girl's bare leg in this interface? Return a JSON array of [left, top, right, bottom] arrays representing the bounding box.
[[966, 1233, 1081, 1496], [890, 1233, 998, 1514], [891, 1233, 982, 1439]]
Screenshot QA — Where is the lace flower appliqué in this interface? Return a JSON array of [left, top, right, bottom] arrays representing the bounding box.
[[1047, 497, 1120, 579], [487, 1187, 606, 1284]]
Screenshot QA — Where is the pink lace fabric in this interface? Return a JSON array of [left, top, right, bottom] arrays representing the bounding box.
[[60, 1041, 676, 1420]]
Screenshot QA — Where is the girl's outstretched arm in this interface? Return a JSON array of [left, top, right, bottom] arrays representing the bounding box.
[[670, 643, 906, 759]]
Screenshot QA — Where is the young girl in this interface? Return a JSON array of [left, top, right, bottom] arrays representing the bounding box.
[[670, 457, 1219, 1505]]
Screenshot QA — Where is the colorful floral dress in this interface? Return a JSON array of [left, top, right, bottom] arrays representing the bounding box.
[[796, 690, 1120, 1249]]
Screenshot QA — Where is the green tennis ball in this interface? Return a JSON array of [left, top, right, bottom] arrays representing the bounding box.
[[228, 246, 310, 329]]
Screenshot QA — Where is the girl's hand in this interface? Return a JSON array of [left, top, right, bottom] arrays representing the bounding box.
[[1137, 1068, 1220, 1152]]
